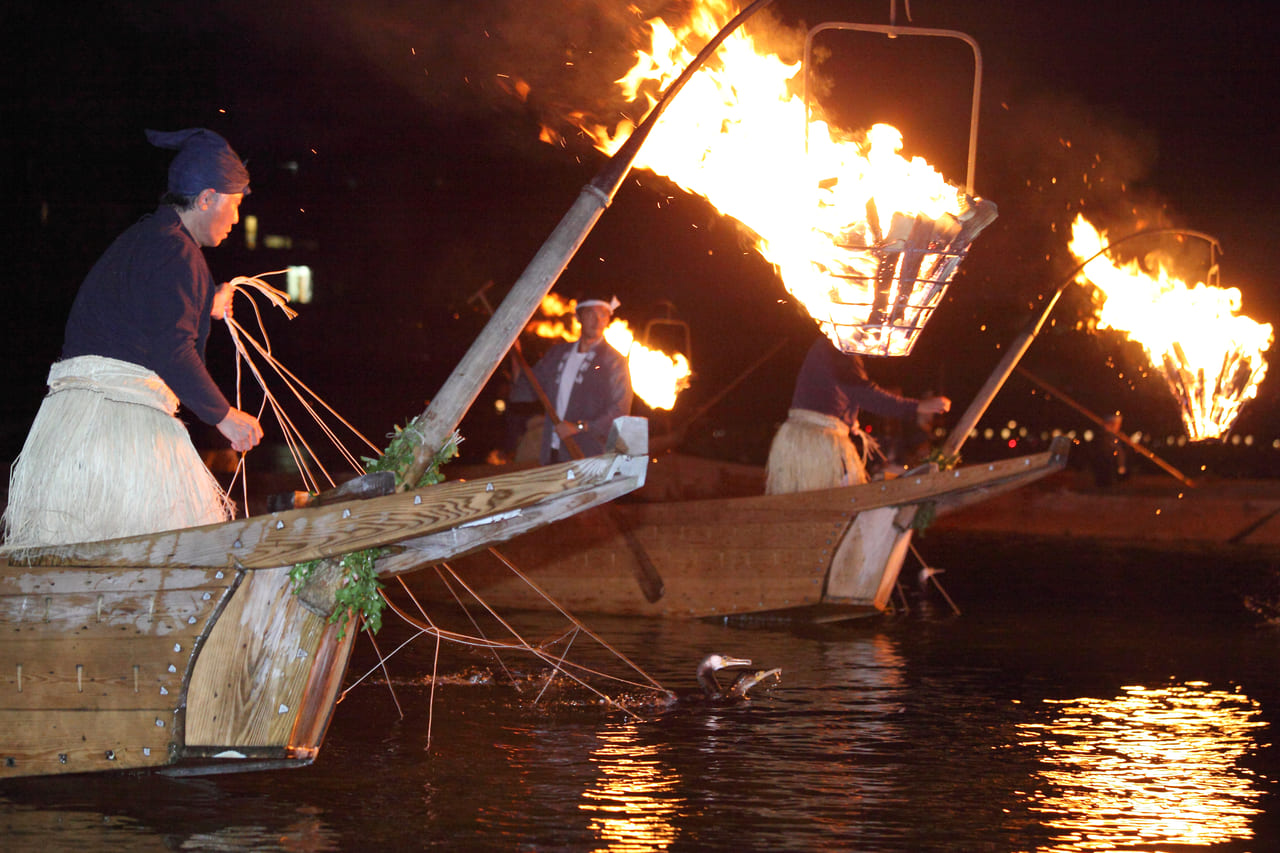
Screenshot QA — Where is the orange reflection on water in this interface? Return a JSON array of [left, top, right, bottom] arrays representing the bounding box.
[[1017, 681, 1267, 850], [580, 722, 681, 851]]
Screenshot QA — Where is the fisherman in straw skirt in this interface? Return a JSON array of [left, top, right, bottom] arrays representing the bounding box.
[[764, 336, 950, 495], [3, 128, 264, 548]]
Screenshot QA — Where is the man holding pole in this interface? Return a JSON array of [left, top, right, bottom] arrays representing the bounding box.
[[512, 294, 633, 464], [765, 336, 950, 494]]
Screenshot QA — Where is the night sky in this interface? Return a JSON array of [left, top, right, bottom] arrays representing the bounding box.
[[3, 0, 1278, 474]]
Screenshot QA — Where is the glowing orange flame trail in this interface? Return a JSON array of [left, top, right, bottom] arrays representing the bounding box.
[[1068, 214, 1272, 441]]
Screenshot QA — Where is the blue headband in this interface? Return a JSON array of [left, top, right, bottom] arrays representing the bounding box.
[[145, 128, 251, 196]]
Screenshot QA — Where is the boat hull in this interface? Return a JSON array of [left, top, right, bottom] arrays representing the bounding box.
[[429, 438, 1070, 620], [0, 418, 650, 779]]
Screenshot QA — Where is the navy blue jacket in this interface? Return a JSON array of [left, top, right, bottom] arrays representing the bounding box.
[[790, 338, 918, 428], [62, 206, 231, 425]]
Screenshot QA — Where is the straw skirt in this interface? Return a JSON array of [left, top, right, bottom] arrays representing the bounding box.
[[764, 408, 868, 495], [3, 355, 233, 548]]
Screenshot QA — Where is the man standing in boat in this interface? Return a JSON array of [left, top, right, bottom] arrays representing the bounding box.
[[3, 128, 263, 548], [765, 336, 950, 494], [513, 294, 633, 464]]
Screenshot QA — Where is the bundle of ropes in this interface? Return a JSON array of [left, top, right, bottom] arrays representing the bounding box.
[[221, 274, 672, 731]]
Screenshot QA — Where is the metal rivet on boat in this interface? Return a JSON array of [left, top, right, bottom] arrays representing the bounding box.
[[202, 592, 211, 601], [566, 470, 575, 480], [188, 616, 197, 625], [233, 539, 242, 549], [160, 686, 168, 695], [276, 520, 285, 530], [5, 758, 14, 768], [342, 508, 351, 518], [58, 754, 66, 764], [168, 664, 177, 673], [278, 704, 289, 715], [296, 649, 307, 659], [143, 748, 151, 757], [105, 750, 115, 760], [215, 570, 224, 579], [414, 494, 422, 504], [173, 644, 181, 653], [155, 719, 164, 728], [486, 482, 495, 491]]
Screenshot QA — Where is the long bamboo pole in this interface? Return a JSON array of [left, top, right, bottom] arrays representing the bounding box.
[[400, 0, 781, 489], [1015, 365, 1196, 487], [939, 228, 1220, 460]]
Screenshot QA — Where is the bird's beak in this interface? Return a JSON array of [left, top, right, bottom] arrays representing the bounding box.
[[720, 655, 752, 669]]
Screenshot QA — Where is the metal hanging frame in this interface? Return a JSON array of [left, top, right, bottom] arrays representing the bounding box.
[[802, 22, 983, 195]]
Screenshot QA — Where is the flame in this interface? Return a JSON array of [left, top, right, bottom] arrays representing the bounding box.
[[1068, 214, 1272, 441], [603, 321, 692, 411], [528, 295, 692, 411], [568, 1, 992, 356]]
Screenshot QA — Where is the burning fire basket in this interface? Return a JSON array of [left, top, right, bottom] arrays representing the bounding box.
[[802, 21, 996, 357]]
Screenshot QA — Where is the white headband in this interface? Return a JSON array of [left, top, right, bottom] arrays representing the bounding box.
[[576, 296, 620, 312]]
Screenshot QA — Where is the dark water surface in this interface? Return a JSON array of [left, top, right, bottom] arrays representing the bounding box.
[[3, 536, 1278, 851]]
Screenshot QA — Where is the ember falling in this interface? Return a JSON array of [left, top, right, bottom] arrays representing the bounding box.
[[1068, 215, 1273, 442], [563, 0, 995, 357]]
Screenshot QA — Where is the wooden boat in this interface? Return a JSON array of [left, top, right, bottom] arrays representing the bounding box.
[[0, 418, 648, 780], [426, 437, 1071, 621]]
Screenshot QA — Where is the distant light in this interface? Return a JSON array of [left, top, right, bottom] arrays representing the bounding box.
[[493, 399, 506, 414], [243, 215, 258, 250], [1006, 419, 1017, 429], [286, 266, 313, 304], [982, 428, 994, 440], [1245, 435, 1255, 446], [1007, 439, 1017, 448], [1231, 434, 1242, 446], [999, 428, 1011, 440], [1083, 429, 1095, 441]]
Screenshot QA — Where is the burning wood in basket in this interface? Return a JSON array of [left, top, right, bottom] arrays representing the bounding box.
[[822, 195, 998, 356]]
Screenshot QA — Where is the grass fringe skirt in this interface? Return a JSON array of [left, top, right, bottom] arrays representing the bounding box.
[[3, 355, 233, 549], [764, 408, 867, 495]]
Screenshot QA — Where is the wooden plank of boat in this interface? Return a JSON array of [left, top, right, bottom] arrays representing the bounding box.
[[1, 418, 648, 572], [429, 438, 1069, 620]]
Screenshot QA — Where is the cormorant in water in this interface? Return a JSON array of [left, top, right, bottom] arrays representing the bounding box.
[[694, 653, 781, 702]]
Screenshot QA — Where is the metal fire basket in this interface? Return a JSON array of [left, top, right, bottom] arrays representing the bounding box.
[[802, 20, 994, 357]]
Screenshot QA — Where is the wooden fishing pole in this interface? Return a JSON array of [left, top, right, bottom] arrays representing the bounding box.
[[1014, 365, 1196, 488], [398, 0, 783, 489], [939, 227, 1220, 460]]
